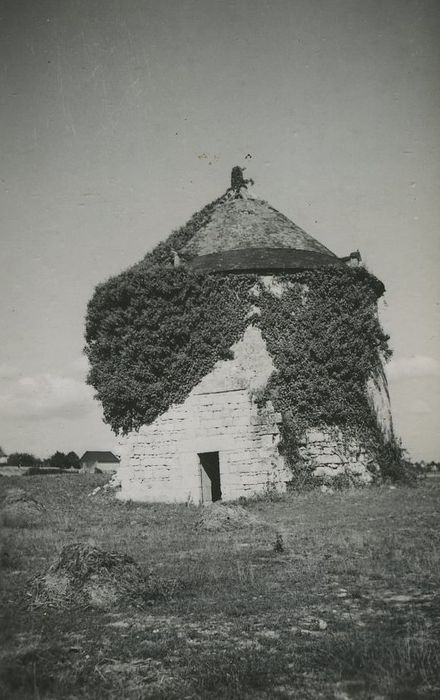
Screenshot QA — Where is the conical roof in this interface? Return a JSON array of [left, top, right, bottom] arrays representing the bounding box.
[[181, 196, 343, 273]]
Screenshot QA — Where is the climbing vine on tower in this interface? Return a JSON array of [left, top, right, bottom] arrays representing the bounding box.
[[85, 199, 398, 478], [256, 268, 393, 477]]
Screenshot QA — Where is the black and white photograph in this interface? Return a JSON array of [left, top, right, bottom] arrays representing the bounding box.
[[1, 1, 439, 698]]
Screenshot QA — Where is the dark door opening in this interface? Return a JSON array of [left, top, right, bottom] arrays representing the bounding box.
[[199, 452, 222, 503]]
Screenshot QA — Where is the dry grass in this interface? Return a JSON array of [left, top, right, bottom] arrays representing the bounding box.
[[32, 542, 149, 610], [0, 473, 439, 699]]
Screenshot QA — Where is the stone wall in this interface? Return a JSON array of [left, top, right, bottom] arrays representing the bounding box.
[[115, 274, 391, 501], [117, 325, 290, 503], [296, 362, 392, 484], [366, 367, 394, 442], [298, 427, 376, 484]]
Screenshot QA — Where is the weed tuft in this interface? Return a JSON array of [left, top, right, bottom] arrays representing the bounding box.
[[273, 532, 285, 553]]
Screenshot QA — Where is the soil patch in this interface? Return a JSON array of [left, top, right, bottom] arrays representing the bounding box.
[[33, 543, 148, 609], [194, 503, 259, 531]]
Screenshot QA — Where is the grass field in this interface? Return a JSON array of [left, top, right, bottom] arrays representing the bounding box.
[[1, 474, 439, 699]]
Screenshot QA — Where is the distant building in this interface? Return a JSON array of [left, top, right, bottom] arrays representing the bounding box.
[[80, 451, 120, 474], [0, 447, 7, 465]]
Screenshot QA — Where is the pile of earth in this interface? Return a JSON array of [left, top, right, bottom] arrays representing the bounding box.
[[33, 543, 148, 609], [194, 502, 259, 531], [0, 488, 45, 527]]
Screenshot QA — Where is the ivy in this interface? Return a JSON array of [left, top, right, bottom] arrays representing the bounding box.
[[85, 212, 400, 479], [254, 268, 393, 477], [85, 264, 255, 433]]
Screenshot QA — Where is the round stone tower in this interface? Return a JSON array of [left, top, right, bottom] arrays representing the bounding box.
[[86, 168, 394, 502]]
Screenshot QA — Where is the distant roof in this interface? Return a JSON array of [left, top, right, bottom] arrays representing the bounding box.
[[181, 196, 343, 273], [0, 446, 6, 457], [80, 451, 119, 464]]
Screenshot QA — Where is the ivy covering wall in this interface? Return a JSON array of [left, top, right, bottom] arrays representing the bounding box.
[[257, 269, 392, 475], [85, 267, 254, 433], [85, 201, 395, 477]]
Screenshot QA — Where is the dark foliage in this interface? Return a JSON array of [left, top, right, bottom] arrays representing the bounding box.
[[6, 453, 40, 468], [48, 451, 80, 470], [85, 266, 254, 433], [257, 268, 394, 476], [26, 467, 71, 476], [85, 191, 257, 433], [376, 439, 417, 484], [84, 200, 400, 477]]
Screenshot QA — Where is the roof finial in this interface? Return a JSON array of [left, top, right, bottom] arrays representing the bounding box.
[[230, 166, 254, 198]]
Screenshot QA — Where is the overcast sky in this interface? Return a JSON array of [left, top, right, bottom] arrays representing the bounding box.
[[1, 0, 439, 460]]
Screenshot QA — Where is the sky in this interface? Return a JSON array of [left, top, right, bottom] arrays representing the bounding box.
[[1, 0, 439, 460]]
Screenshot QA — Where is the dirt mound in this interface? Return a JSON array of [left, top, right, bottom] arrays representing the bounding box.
[[1, 488, 45, 527], [194, 503, 259, 531], [33, 543, 147, 609]]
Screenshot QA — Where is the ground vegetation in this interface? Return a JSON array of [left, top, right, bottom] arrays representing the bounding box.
[[0, 473, 439, 698]]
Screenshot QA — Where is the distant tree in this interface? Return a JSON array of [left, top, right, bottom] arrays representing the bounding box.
[[48, 451, 80, 469], [66, 451, 80, 469], [6, 452, 40, 467], [49, 451, 70, 469]]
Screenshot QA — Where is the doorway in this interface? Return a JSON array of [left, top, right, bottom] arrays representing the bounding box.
[[199, 452, 222, 503]]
